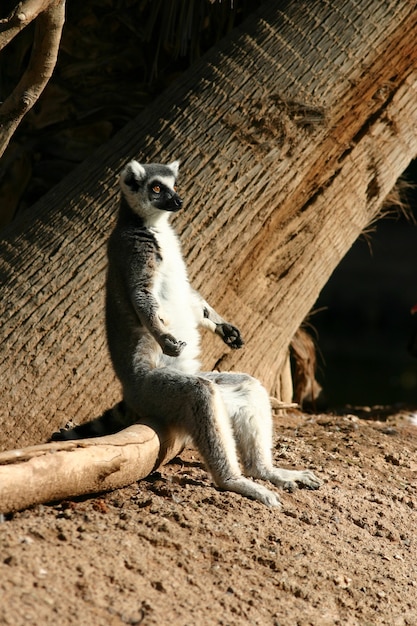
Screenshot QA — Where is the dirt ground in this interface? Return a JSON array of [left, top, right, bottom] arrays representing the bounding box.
[[1, 408, 416, 626]]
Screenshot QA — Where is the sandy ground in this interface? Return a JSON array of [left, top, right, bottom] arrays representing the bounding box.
[[1, 408, 416, 626]]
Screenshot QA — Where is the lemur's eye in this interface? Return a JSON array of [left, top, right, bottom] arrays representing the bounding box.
[[173, 185, 178, 191], [152, 185, 161, 193]]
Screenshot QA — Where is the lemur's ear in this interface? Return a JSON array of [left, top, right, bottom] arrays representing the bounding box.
[[168, 160, 180, 178], [121, 160, 146, 192]]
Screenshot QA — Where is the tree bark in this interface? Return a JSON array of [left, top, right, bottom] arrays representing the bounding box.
[[1, 0, 417, 452]]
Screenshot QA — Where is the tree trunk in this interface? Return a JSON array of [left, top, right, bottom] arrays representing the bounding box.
[[1, 0, 417, 452]]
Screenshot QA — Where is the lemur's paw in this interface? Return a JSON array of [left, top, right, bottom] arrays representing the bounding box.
[[218, 323, 244, 349], [282, 481, 297, 493], [258, 489, 282, 508], [281, 470, 321, 492], [161, 334, 186, 357], [268, 468, 321, 491], [222, 478, 281, 508], [297, 470, 322, 490]]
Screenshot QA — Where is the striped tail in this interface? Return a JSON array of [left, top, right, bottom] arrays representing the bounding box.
[[50, 402, 132, 441]]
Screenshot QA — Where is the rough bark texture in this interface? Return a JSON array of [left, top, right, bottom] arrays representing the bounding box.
[[1, 0, 417, 452]]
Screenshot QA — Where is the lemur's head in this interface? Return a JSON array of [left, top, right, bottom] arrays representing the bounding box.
[[120, 159, 182, 223]]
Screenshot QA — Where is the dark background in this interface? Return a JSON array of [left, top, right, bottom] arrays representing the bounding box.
[[313, 159, 417, 409]]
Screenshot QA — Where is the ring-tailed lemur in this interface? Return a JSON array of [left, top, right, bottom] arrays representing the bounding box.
[[53, 159, 321, 507]]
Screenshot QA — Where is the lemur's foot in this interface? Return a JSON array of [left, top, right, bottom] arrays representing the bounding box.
[[267, 468, 321, 492], [217, 323, 244, 349], [219, 476, 282, 508], [160, 334, 186, 357]]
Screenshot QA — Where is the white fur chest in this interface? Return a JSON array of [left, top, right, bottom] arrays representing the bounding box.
[[150, 222, 201, 371]]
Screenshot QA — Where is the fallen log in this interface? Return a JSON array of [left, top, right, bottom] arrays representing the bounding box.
[[0, 423, 183, 514]]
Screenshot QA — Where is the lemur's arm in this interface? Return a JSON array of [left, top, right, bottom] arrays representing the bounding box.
[[132, 289, 186, 356], [191, 290, 244, 349], [126, 250, 185, 357]]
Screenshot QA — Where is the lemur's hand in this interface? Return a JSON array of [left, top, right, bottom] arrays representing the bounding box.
[[160, 333, 186, 357], [217, 323, 244, 349]]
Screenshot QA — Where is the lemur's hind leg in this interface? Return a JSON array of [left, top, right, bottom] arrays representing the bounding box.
[[204, 372, 321, 493], [124, 368, 281, 507]]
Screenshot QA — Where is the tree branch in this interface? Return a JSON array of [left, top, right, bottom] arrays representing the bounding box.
[[0, 0, 65, 158], [0, 0, 50, 49]]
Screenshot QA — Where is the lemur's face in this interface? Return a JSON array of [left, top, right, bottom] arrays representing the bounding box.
[[147, 176, 182, 212], [120, 160, 183, 221]]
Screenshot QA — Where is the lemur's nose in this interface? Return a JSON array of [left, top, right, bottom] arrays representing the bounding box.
[[174, 195, 183, 208]]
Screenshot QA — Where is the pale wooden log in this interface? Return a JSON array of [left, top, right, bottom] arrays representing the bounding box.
[[1, 0, 417, 453], [0, 424, 184, 514]]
